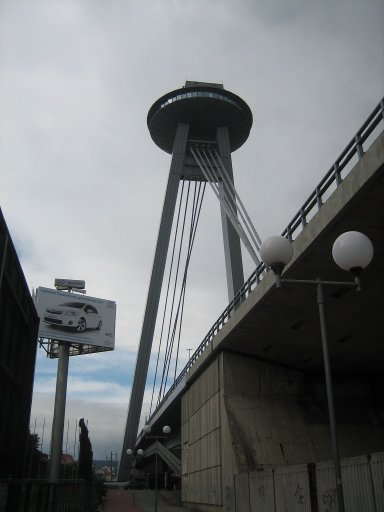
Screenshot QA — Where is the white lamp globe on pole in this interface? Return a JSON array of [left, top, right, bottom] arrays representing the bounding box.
[[259, 230, 374, 512], [332, 231, 374, 274], [162, 425, 171, 435], [126, 447, 144, 500], [143, 424, 152, 434], [260, 235, 293, 269], [260, 235, 293, 287], [127, 448, 144, 456]]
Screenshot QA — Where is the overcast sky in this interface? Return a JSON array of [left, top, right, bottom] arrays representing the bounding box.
[[1, 0, 383, 461]]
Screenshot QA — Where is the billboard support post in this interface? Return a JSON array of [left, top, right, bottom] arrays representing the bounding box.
[[49, 342, 70, 482], [34, 282, 116, 481], [48, 284, 74, 482]]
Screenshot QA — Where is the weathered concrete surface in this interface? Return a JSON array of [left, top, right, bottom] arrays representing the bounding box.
[[181, 352, 384, 512], [222, 353, 384, 467], [181, 359, 222, 509]]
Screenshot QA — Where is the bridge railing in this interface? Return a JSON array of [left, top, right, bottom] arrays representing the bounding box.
[[150, 97, 384, 420], [282, 98, 384, 241]]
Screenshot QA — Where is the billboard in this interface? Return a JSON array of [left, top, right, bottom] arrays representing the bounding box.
[[35, 287, 116, 350], [54, 278, 85, 290]]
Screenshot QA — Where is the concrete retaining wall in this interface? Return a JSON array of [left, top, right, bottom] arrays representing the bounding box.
[[181, 351, 384, 511], [235, 452, 384, 512], [181, 358, 222, 506]]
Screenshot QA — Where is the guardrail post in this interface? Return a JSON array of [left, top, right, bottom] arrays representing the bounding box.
[[300, 208, 307, 229], [355, 134, 364, 159], [316, 187, 323, 210], [334, 162, 342, 186]]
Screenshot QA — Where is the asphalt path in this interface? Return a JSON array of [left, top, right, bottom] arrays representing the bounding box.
[[102, 489, 195, 512]]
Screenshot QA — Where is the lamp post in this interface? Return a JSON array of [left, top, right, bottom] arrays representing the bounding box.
[[143, 424, 172, 512], [126, 448, 143, 506], [260, 231, 374, 512]]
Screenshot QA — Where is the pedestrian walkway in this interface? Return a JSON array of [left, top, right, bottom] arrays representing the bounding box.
[[102, 489, 140, 512], [102, 489, 193, 512]]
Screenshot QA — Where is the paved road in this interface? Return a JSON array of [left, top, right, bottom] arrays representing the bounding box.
[[102, 489, 194, 512]]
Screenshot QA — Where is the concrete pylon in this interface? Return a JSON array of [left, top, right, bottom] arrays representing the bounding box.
[[118, 81, 253, 480]]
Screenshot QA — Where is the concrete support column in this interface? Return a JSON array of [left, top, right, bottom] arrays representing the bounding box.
[[49, 343, 70, 481], [216, 126, 244, 300]]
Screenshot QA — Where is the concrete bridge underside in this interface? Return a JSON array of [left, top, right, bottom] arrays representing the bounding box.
[[135, 131, 384, 511]]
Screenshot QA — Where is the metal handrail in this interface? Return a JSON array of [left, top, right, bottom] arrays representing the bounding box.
[[149, 97, 384, 421]]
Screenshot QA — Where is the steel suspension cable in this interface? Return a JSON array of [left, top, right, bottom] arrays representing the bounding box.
[[202, 148, 261, 257], [212, 149, 262, 249], [157, 180, 206, 403], [157, 181, 192, 403], [190, 146, 260, 265], [149, 181, 186, 415], [171, 181, 206, 383], [204, 149, 262, 257], [160, 181, 206, 399]]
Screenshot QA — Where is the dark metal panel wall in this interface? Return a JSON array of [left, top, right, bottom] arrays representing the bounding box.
[[0, 208, 39, 478]]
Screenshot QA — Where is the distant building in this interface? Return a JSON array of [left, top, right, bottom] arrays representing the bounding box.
[[61, 453, 75, 466], [0, 208, 39, 478]]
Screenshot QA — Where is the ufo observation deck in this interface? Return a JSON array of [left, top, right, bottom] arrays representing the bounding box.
[[147, 83, 253, 154]]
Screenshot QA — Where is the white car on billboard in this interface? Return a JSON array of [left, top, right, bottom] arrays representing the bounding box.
[[43, 301, 103, 333]]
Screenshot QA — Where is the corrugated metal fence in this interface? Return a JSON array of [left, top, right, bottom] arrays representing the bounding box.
[[235, 452, 384, 512], [0, 479, 96, 512]]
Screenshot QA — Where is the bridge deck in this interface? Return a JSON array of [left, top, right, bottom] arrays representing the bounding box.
[[143, 124, 384, 439]]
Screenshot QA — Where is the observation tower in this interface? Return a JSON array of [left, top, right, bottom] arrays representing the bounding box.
[[119, 81, 258, 480], [147, 81, 252, 155]]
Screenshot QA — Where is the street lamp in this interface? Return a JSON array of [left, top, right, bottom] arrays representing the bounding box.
[[260, 231, 374, 512], [143, 424, 172, 512], [126, 448, 143, 505]]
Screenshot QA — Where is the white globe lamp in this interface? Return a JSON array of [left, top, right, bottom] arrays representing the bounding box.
[[260, 235, 293, 272], [332, 231, 373, 274], [143, 424, 151, 434]]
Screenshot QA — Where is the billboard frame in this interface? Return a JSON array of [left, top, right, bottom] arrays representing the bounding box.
[[35, 287, 116, 358]]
